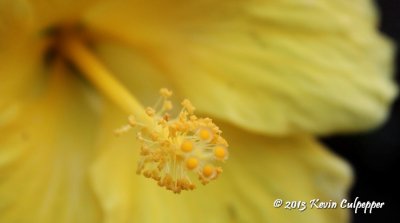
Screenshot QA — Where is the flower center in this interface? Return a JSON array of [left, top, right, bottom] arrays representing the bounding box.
[[127, 91, 229, 193], [44, 24, 229, 194]]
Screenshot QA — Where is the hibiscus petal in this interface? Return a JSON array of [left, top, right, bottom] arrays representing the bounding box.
[[0, 69, 102, 223], [0, 0, 101, 36], [0, 0, 33, 40], [0, 40, 48, 130], [93, 41, 175, 106], [90, 107, 352, 223], [85, 0, 397, 135]]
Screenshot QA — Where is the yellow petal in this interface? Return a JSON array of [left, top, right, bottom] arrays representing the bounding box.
[[90, 106, 352, 223], [85, 0, 397, 135], [0, 70, 101, 223], [0, 0, 33, 41], [93, 41, 174, 106], [32, 0, 102, 30], [0, 40, 48, 129], [0, 0, 101, 40]]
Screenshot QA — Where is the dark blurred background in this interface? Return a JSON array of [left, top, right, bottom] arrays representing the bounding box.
[[323, 1, 400, 222]]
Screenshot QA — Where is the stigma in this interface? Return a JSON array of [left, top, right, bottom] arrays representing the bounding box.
[[116, 88, 229, 194], [61, 37, 228, 193]]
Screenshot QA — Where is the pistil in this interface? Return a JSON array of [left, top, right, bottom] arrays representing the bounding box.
[[62, 37, 152, 124], [61, 36, 229, 194]]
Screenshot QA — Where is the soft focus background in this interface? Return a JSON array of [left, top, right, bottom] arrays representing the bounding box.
[[323, 1, 400, 222]]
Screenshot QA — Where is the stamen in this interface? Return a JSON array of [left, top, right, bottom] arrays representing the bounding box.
[[160, 88, 173, 98], [122, 89, 229, 194], [62, 37, 228, 194], [62, 37, 152, 124]]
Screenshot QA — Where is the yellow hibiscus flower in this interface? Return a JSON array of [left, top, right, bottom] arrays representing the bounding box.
[[0, 0, 397, 223]]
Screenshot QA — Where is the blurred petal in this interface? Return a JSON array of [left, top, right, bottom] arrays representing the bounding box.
[[85, 0, 397, 135], [90, 106, 352, 223], [31, 0, 101, 30], [0, 0, 34, 40], [0, 0, 100, 36], [93, 41, 174, 106], [0, 69, 102, 223], [0, 38, 47, 128]]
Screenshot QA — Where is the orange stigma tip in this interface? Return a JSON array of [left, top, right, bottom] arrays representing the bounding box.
[[186, 157, 199, 170], [198, 128, 213, 141], [202, 165, 215, 177], [214, 146, 227, 160], [181, 140, 194, 152]]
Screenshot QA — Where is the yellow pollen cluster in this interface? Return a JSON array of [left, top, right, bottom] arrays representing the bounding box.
[[117, 88, 229, 194]]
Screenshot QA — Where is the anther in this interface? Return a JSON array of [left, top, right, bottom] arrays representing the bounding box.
[[116, 88, 228, 193], [160, 88, 173, 98], [181, 99, 195, 114]]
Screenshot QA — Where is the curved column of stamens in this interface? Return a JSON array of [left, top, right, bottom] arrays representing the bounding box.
[[131, 90, 229, 193], [62, 36, 229, 194]]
